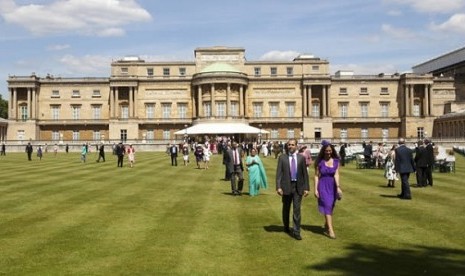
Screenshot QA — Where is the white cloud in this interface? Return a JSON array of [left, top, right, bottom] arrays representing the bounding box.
[[386, 0, 465, 13], [431, 13, 465, 34], [259, 50, 301, 61], [58, 54, 112, 75], [381, 24, 417, 40], [0, 0, 152, 37], [47, 44, 70, 51]]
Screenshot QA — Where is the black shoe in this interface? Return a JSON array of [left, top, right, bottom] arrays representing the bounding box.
[[284, 227, 291, 234], [294, 233, 302, 240], [399, 196, 412, 200]]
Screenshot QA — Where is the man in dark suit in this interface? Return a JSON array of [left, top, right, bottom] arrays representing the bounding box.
[[224, 141, 244, 195], [395, 138, 415, 200], [25, 142, 33, 161], [424, 139, 435, 186], [363, 141, 373, 168], [116, 142, 125, 167], [170, 143, 178, 166], [276, 138, 310, 240]]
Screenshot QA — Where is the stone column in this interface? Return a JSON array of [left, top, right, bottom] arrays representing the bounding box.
[[404, 85, 408, 116], [32, 88, 36, 119], [303, 85, 307, 117], [198, 86, 203, 118], [241, 85, 245, 117], [211, 84, 215, 117], [308, 86, 312, 117], [13, 88, 17, 119], [424, 85, 429, 116], [192, 88, 197, 118], [110, 87, 114, 118], [129, 87, 134, 118], [115, 87, 119, 118], [409, 85, 414, 116], [134, 86, 138, 118], [227, 83, 231, 118], [326, 85, 331, 116], [428, 84, 432, 116], [9, 88, 13, 118], [27, 88, 31, 120], [322, 85, 327, 117]]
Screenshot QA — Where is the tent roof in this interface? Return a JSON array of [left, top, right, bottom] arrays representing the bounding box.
[[174, 123, 269, 135]]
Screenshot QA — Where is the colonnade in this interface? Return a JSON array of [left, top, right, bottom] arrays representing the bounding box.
[[302, 85, 330, 117], [110, 86, 138, 118], [403, 84, 432, 116], [8, 87, 37, 120], [193, 83, 246, 118]]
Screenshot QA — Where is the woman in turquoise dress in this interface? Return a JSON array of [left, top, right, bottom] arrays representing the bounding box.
[[246, 148, 268, 196]]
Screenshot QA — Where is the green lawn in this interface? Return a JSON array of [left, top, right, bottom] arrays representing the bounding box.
[[0, 151, 464, 275]]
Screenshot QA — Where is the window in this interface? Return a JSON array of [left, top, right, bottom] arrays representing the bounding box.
[[254, 67, 261, 77], [270, 67, 277, 77], [381, 103, 389, 118], [179, 67, 186, 77], [120, 129, 127, 142], [360, 87, 368, 95], [253, 103, 263, 118], [216, 102, 226, 118], [51, 105, 60, 120], [146, 103, 155, 119], [163, 68, 170, 77], [178, 103, 187, 119], [360, 103, 369, 118], [340, 128, 348, 141], [162, 103, 171, 119], [92, 90, 101, 97], [287, 128, 295, 139], [231, 102, 238, 117], [121, 106, 129, 119], [311, 102, 320, 117], [382, 128, 389, 141], [52, 131, 60, 141], [413, 101, 420, 117], [92, 105, 101, 120], [146, 129, 154, 141], [271, 129, 279, 139], [72, 130, 80, 141], [339, 103, 348, 118], [286, 67, 293, 77], [147, 68, 154, 76], [72, 90, 80, 98], [286, 102, 295, 117], [361, 128, 368, 140], [72, 106, 80, 120], [381, 87, 389, 94], [203, 102, 211, 117], [93, 131, 100, 141], [312, 65, 319, 71], [339, 88, 348, 95], [269, 102, 279, 117], [417, 127, 425, 139], [121, 67, 128, 74], [163, 130, 170, 140], [52, 90, 60, 98]]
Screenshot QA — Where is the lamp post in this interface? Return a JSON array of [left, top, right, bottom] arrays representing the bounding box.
[[258, 123, 262, 144]]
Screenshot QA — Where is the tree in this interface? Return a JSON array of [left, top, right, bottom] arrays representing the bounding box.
[[0, 94, 8, 119]]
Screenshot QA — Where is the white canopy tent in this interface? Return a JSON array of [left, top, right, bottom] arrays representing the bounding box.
[[174, 123, 269, 135]]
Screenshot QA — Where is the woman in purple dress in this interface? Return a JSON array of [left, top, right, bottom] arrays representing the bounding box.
[[314, 140, 342, 239]]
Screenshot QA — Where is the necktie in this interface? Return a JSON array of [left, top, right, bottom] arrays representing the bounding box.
[[291, 155, 297, 180], [234, 150, 238, 165]]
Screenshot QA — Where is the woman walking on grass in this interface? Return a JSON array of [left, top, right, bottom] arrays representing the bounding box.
[[314, 140, 342, 239], [127, 144, 135, 168], [245, 148, 268, 196]]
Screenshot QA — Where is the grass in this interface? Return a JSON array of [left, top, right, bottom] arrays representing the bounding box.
[[0, 151, 464, 275]]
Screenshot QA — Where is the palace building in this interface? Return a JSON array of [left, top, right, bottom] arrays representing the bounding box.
[[5, 46, 458, 144]]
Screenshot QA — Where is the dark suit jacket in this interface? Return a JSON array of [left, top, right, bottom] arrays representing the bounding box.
[[414, 146, 428, 167], [425, 144, 435, 166], [276, 153, 310, 195], [170, 145, 178, 157], [395, 145, 415, 174], [224, 148, 243, 172]]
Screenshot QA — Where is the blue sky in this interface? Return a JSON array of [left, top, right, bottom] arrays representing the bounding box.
[[1, 0, 465, 99]]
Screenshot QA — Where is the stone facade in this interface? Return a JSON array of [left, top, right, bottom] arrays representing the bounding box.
[[5, 46, 457, 144]]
